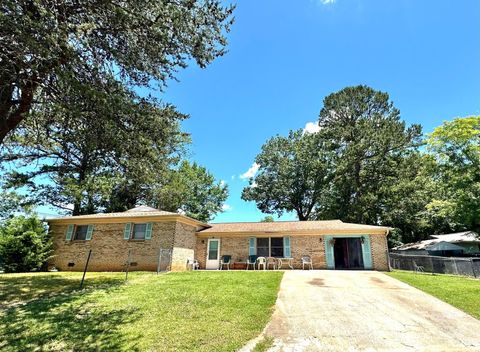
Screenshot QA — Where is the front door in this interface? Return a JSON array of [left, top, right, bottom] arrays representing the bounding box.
[[206, 239, 220, 269]]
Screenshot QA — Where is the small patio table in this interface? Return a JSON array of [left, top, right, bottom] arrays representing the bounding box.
[[277, 257, 294, 270]]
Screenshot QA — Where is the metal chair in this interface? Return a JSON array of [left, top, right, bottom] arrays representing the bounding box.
[[266, 257, 277, 270], [413, 261, 425, 274], [219, 255, 231, 270], [256, 256, 267, 270], [247, 255, 257, 270], [302, 255, 313, 270]]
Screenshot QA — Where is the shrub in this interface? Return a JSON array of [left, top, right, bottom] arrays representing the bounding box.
[[0, 215, 52, 273]]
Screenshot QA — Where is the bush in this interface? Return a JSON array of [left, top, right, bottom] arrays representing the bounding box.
[[0, 215, 53, 273]]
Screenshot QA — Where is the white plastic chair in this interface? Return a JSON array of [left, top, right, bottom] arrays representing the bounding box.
[[256, 256, 267, 270], [266, 257, 277, 270], [302, 256, 313, 270]]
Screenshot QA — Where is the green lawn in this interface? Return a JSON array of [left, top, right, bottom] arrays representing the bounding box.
[[386, 270, 480, 319], [0, 271, 283, 351]]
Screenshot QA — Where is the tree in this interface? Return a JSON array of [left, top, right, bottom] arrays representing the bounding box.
[[260, 216, 274, 222], [148, 161, 228, 222], [426, 116, 480, 232], [242, 130, 335, 220], [0, 0, 234, 143], [317, 85, 422, 224], [0, 215, 52, 272], [1, 77, 189, 215]]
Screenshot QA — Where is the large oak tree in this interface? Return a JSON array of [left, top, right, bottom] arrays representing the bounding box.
[[0, 0, 234, 143]]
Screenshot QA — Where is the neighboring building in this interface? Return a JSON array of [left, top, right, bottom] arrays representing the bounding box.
[[392, 231, 480, 257], [47, 206, 391, 272]]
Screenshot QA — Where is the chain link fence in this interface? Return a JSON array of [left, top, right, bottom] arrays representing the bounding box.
[[389, 253, 480, 278]]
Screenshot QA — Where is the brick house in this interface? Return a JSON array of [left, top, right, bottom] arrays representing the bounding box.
[[48, 206, 391, 272]]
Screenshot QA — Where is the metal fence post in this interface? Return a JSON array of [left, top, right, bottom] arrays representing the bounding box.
[[80, 249, 92, 289], [125, 249, 131, 281], [157, 248, 163, 274]]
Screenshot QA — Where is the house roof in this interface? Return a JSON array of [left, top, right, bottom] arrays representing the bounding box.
[[197, 220, 390, 236], [430, 231, 480, 243], [47, 206, 209, 228], [392, 231, 480, 251]]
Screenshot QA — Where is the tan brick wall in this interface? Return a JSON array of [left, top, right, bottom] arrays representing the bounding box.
[[50, 221, 176, 272], [194, 234, 389, 271], [371, 234, 390, 271], [170, 222, 197, 272]]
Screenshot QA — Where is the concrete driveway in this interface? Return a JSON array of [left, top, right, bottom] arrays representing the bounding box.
[[264, 270, 480, 352]]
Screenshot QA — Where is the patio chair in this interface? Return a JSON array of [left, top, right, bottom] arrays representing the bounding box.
[[413, 261, 425, 274], [187, 258, 200, 271], [219, 255, 232, 270], [256, 256, 267, 270], [247, 255, 257, 270], [266, 257, 277, 270], [302, 255, 313, 270]]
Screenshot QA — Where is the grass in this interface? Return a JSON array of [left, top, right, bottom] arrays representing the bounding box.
[[0, 271, 283, 351], [386, 270, 480, 319], [252, 336, 274, 352]]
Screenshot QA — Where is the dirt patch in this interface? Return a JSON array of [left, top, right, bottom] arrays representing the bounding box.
[[308, 278, 325, 286], [370, 276, 387, 286]]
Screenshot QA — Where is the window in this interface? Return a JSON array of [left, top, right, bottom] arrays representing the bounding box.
[[271, 237, 284, 257], [256, 237, 284, 257], [132, 223, 147, 240], [257, 238, 269, 257], [73, 225, 89, 240]]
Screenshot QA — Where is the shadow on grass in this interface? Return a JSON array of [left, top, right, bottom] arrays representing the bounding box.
[[0, 274, 124, 306], [0, 281, 141, 351]]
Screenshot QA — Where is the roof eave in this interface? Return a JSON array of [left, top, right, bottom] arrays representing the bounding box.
[[47, 214, 210, 228], [196, 228, 389, 237]]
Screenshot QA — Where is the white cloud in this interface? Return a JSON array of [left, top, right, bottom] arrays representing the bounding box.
[[303, 121, 321, 134], [220, 180, 226, 187], [240, 162, 260, 180], [250, 181, 258, 188], [231, 175, 236, 180], [319, 0, 336, 4], [222, 204, 232, 211]]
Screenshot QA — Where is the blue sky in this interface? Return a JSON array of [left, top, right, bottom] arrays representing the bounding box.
[[156, 0, 480, 223], [35, 0, 479, 221]]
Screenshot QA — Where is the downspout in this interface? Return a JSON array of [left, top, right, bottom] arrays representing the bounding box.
[[386, 228, 391, 272]]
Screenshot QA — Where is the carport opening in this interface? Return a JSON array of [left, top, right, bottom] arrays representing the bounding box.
[[334, 238, 364, 270]]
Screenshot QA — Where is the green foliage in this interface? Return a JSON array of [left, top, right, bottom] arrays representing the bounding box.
[[425, 116, 480, 233], [260, 216, 275, 222], [242, 130, 335, 220], [317, 85, 422, 224], [0, 191, 32, 220], [0, 0, 234, 143], [0, 215, 52, 273], [243, 85, 422, 230], [148, 161, 229, 222], [2, 78, 189, 215]]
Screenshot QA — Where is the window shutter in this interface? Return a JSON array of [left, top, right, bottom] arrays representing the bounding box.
[[123, 223, 132, 240], [65, 224, 74, 241], [324, 236, 334, 269], [85, 225, 94, 240], [283, 236, 291, 257], [248, 237, 256, 256], [145, 223, 153, 240], [361, 235, 373, 269]]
